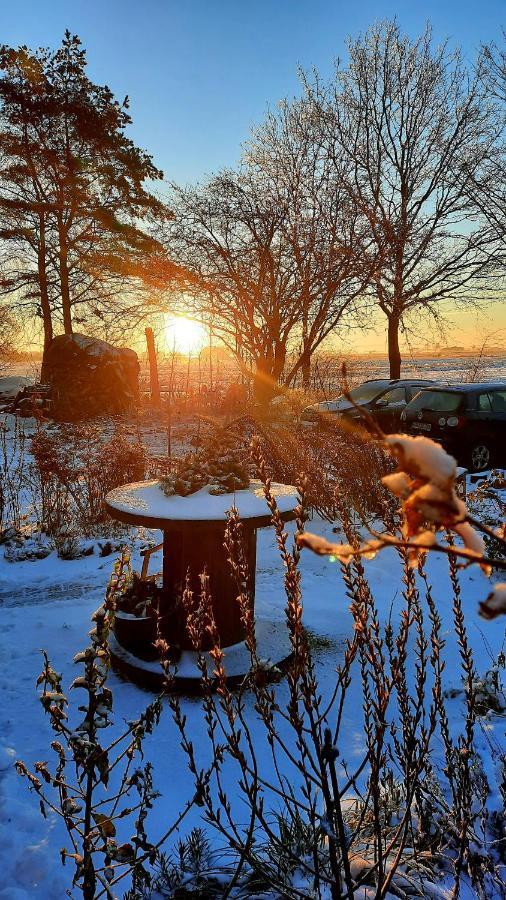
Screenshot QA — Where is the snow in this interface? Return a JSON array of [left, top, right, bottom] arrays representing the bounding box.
[[409, 528, 437, 547], [454, 520, 487, 556], [1, 509, 504, 898], [385, 433, 457, 486], [0, 414, 504, 898], [110, 618, 292, 679], [308, 397, 355, 414], [0, 376, 33, 401], [70, 333, 121, 356], [105, 477, 299, 523], [381, 470, 412, 497], [479, 582, 506, 619], [297, 531, 356, 561]]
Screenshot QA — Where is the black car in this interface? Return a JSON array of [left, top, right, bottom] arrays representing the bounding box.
[[401, 382, 506, 471], [301, 378, 436, 433]]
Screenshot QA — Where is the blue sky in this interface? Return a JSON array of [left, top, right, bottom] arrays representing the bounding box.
[[2, 1, 505, 186], [2, 1, 505, 352]]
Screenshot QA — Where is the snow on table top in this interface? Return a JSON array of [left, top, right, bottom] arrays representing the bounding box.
[[105, 478, 299, 524]]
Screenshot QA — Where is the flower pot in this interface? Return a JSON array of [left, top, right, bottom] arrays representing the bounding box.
[[114, 609, 158, 661]]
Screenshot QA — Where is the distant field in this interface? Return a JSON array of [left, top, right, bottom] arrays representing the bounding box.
[[4, 352, 506, 402]]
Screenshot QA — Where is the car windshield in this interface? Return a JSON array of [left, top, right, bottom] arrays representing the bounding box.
[[347, 383, 387, 404], [407, 390, 463, 413]]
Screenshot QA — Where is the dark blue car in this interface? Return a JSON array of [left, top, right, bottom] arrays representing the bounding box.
[[402, 382, 506, 471]]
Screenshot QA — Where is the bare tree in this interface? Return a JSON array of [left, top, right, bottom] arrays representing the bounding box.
[[166, 170, 287, 403], [465, 34, 506, 259], [246, 98, 372, 389], [306, 22, 498, 378], [167, 151, 367, 403], [481, 30, 506, 103], [0, 306, 19, 371]]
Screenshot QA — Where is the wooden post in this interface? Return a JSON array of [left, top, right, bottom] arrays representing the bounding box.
[[166, 404, 172, 459], [145, 327, 161, 407], [185, 350, 191, 411], [167, 345, 175, 457], [162, 523, 256, 649]]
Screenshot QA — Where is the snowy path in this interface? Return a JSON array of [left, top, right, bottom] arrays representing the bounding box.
[[0, 578, 103, 608]]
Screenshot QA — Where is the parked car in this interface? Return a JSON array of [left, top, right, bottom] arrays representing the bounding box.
[[401, 382, 506, 471], [301, 378, 436, 433]]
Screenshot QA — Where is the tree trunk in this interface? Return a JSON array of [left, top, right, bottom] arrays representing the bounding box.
[[38, 214, 53, 382], [387, 314, 401, 379], [301, 347, 311, 390], [253, 358, 276, 406], [302, 306, 310, 390], [252, 338, 286, 405], [57, 217, 73, 334]]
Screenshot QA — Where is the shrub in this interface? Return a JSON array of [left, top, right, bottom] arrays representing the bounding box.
[[245, 414, 392, 520], [0, 416, 27, 536], [29, 423, 146, 536], [15, 560, 194, 900]]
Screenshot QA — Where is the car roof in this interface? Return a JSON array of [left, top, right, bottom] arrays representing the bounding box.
[[415, 382, 506, 393], [362, 378, 435, 387]]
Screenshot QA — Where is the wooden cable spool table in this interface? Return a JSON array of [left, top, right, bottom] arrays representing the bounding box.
[[105, 479, 299, 690]]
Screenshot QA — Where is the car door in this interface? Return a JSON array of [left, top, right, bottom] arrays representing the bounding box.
[[480, 390, 506, 464], [371, 386, 407, 433]]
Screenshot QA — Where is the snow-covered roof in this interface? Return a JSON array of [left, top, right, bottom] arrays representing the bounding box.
[[0, 376, 33, 400], [71, 333, 113, 355]]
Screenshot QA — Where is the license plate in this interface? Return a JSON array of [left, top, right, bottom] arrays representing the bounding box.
[[413, 422, 431, 432]]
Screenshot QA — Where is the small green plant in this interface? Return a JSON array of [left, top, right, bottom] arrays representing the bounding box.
[[113, 549, 163, 618], [161, 424, 250, 497], [125, 829, 225, 898], [473, 652, 506, 717]]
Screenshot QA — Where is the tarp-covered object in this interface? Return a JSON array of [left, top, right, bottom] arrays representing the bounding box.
[[44, 333, 139, 420], [0, 375, 34, 402]]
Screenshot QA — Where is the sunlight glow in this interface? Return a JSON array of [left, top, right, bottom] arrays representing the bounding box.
[[163, 315, 207, 354]]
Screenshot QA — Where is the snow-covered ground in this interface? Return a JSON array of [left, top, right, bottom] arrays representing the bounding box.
[[0, 414, 504, 898], [0, 518, 504, 897]]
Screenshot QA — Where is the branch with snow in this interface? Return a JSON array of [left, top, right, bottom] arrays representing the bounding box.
[[479, 583, 506, 620], [298, 433, 506, 618]]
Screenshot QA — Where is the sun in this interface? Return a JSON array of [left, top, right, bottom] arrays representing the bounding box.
[[163, 315, 207, 354]]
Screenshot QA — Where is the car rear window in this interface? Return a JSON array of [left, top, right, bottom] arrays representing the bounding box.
[[377, 387, 406, 405], [407, 390, 463, 413], [477, 391, 506, 412], [348, 383, 388, 403], [488, 390, 506, 412]]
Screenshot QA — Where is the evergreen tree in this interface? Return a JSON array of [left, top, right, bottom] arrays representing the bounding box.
[[0, 32, 170, 363]]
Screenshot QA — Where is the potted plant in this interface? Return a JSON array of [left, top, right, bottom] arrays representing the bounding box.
[[160, 425, 250, 497], [111, 550, 164, 661]]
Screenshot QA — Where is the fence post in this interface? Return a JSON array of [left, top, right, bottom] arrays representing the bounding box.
[[145, 327, 161, 407]]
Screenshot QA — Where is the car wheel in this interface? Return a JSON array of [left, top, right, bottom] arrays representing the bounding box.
[[468, 442, 492, 472]]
